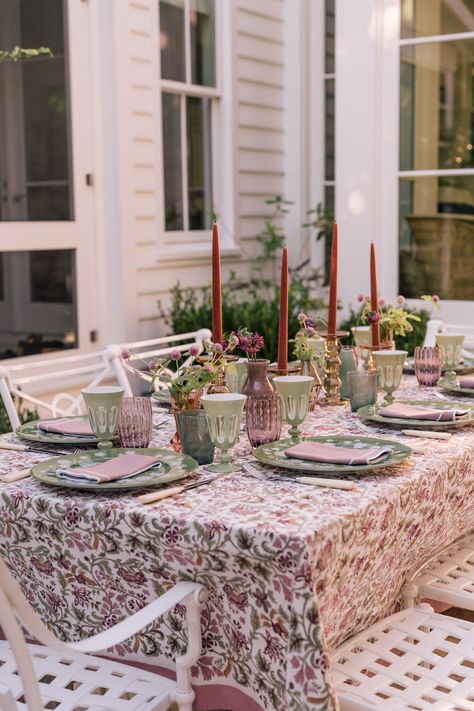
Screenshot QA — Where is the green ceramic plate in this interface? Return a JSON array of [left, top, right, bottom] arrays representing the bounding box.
[[404, 358, 474, 375], [30, 447, 198, 491], [16, 416, 118, 446], [438, 378, 474, 398], [252, 435, 412, 475], [358, 399, 474, 430]]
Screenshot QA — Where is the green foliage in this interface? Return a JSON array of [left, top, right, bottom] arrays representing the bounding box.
[[0, 395, 38, 435], [0, 46, 52, 63], [339, 307, 431, 356]]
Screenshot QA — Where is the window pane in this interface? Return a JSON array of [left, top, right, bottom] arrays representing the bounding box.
[[399, 175, 474, 300], [325, 79, 335, 181], [30, 250, 74, 303], [0, 249, 77, 358], [0, 0, 73, 221], [160, 0, 185, 82], [187, 96, 212, 230], [0, 255, 4, 301], [162, 93, 184, 230], [325, 0, 335, 74], [190, 0, 215, 87], [401, 0, 474, 39], [400, 40, 474, 171]]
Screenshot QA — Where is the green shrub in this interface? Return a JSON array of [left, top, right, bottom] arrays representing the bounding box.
[[339, 307, 431, 356], [0, 396, 38, 435]]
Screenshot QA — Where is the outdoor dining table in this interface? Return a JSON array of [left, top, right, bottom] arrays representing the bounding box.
[[0, 376, 473, 711]]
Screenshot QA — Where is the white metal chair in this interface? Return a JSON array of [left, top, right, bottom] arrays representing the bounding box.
[[332, 606, 474, 710], [423, 319, 474, 359], [0, 347, 132, 431], [0, 555, 206, 711], [401, 534, 474, 612], [118, 329, 212, 393]]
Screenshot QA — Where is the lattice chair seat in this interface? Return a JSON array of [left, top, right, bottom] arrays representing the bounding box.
[[332, 607, 474, 710], [0, 555, 206, 711], [0, 641, 175, 710], [402, 535, 474, 611]]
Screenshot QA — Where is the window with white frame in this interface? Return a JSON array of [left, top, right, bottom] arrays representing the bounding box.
[[398, 0, 474, 301], [159, 0, 217, 233]]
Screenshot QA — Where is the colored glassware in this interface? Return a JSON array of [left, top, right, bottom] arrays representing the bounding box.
[[414, 346, 443, 387], [339, 346, 357, 400], [347, 370, 378, 412], [176, 409, 215, 465], [81, 385, 124, 449], [117, 397, 153, 448], [242, 360, 281, 447], [372, 350, 407, 404], [273, 375, 313, 441], [201, 393, 247, 473], [436, 333, 465, 379]]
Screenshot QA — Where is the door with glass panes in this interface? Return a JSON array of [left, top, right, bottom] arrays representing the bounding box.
[[0, 0, 95, 358]]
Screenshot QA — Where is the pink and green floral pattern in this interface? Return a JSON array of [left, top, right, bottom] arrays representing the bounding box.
[[0, 378, 473, 711]]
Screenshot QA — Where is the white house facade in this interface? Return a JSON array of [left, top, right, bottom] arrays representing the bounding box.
[[0, 0, 472, 360]]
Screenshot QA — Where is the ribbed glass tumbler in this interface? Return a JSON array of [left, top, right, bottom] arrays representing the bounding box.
[[414, 346, 443, 387], [118, 397, 153, 448], [245, 395, 281, 448]]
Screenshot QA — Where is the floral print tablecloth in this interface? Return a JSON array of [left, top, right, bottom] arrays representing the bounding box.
[[0, 379, 473, 711]]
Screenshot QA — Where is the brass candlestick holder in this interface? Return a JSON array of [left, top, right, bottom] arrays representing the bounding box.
[[320, 331, 350, 406]]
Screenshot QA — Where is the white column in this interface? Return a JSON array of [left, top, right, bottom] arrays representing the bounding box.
[[335, 0, 400, 314]]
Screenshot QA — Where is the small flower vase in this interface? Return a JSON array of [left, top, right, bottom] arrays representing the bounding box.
[[171, 389, 203, 452], [339, 346, 357, 400], [380, 328, 395, 350], [299, 358, 322, 411], [242, 360, 281, 447]]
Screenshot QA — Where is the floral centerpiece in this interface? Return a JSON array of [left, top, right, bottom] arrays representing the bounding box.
[[357, 294, 440, 346], [227, 328, 264, 360]]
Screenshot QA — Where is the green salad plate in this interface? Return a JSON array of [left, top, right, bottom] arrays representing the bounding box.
[[16, 416, 118, 447], [30, 447, 198, 491], [358, 399, 474, 430], [252, 435, 412, 475], [403, 357, 474, 375], [438, 378, 474, 398]]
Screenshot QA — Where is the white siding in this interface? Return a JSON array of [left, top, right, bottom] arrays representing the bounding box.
[[113, 0, 289, 340]]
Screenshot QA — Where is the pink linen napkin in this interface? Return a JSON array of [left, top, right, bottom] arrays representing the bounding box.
[[459, 376, 474, 389], [379, 403, 470, 421], [39, 418, 95, 437], [284, 442, 392, 465], [57, 452, 162, 483]]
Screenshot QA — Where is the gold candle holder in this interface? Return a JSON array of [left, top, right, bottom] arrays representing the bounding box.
[[320, 331, 350, 406]]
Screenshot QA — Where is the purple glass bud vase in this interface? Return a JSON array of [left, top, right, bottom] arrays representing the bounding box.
[[242, 360, 281, 447]]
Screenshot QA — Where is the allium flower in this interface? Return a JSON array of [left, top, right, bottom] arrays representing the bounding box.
[[406, 323, 413, 332], [121, 349, 130, 360], [238, 335, 251, 352], [204, 364, 213, 374], [306, 326, 316, 335], [147, 360, 156, 371], [432, 295, 440, 303], [170, 349, 181, 361], [229, 333, 239, 347], [397, 295, 406, 305], [213, 343, 223, 353], [367, 311, 381, 325], [188, 344, 200, 356], [298, 313, 307, 323], [357, 294, 365, 302], [379, 298, 385, 306]]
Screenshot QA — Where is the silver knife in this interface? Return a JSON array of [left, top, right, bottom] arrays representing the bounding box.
[[0, 442, 75, 456]]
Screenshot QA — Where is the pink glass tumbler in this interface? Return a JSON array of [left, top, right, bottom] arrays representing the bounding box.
[[118, 397, 153, 447], [414, 346, 442, 387]]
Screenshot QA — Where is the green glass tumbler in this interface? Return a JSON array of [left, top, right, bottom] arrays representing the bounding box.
[[273, 375, 313, 442], [176, 409, 215, 465], [347, 370, 378, 412], [201, 393, 247, 473]]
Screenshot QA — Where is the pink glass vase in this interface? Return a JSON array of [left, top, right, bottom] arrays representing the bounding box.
[[242, 360, 281, 447]]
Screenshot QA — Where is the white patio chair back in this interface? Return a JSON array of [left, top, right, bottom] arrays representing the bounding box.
[[0, 346, 132, 431], [0, 554, 206, 711], [423, 318, 474, 358], [120, 328, 212, 393]]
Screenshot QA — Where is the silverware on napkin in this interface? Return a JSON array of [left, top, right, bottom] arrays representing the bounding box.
[[401, 429, 452, 441], [137, 476, 217, 504]]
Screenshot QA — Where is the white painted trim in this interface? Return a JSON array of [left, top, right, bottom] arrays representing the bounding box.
[[399, 169, 474, 177], [160, 79, 220, 98], [400, 30, 474, 45]]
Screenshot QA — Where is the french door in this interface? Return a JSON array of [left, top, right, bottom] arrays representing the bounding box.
[[0, 0, 96, 358]]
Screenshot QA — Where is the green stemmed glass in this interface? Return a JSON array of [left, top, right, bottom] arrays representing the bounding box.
[[436, 333, 465, 381], [201, 393, 247, 473], [372, 350, 407, 404], [273, 375, 313, 442], [82, 386, 124, 449]]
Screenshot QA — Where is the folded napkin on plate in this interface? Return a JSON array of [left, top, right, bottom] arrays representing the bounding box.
[[38, 418, 95, 437], [284, 442, 392, 465], [57, 452, 161, 483], [459, 376, 474, 389], [379, 403, 470, 421]]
